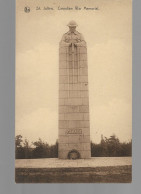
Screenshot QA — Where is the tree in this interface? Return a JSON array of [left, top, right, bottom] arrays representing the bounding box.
[[15, 135, 24, 159], [49, 141, 58, 158], [23, 138, 32, 159], [105, 135, 121, 156], [32, 138, 50, 158], [15, 135, 23, 148]]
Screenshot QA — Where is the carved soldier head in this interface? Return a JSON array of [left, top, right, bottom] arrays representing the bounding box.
[[67, 20, 78, 33]]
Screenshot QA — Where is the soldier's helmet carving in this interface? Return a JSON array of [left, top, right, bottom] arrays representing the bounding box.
[[67, 20, 78, 27]]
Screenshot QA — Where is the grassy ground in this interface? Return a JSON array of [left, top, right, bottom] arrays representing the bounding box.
[[15, 165, 132, 183]]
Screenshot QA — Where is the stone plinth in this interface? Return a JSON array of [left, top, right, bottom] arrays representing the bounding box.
[[15, 157, 132, 183], [15, 157, 132, 168]]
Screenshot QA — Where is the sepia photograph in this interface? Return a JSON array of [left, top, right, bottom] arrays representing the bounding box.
[[15, 0, 132, 183]]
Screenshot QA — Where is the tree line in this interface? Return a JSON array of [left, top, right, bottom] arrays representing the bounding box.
[[15, 134, 132, 159], [91, 135, 132, 157]]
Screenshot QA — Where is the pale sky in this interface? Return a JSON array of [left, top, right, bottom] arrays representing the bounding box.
[[16, 0, 132, 144]]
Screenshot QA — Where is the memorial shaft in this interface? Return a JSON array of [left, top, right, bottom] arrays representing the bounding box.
[[58, 26, 91, 159]]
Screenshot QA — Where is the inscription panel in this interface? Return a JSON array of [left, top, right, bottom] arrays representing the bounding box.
[[65, 128, 82, 134]]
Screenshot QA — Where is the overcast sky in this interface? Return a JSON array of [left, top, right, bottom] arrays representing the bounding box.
[[16, 0, 132, 144]]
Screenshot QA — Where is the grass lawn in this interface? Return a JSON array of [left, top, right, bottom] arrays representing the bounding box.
[[15, 165, 132, 183]]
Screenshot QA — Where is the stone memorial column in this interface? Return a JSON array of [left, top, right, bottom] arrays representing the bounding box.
[[58, 21, 91, 159]]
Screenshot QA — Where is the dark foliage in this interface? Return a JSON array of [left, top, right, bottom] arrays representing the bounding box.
[[15, 135, 131, 159], [91, 135, 132, 157], [15, 136, 58, 159]]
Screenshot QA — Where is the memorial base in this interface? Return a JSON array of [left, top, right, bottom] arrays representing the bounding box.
[[15, 157, 132, 183]]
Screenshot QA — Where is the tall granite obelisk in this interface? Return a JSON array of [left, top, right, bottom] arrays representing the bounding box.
[[58, 21, 91, 159]]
